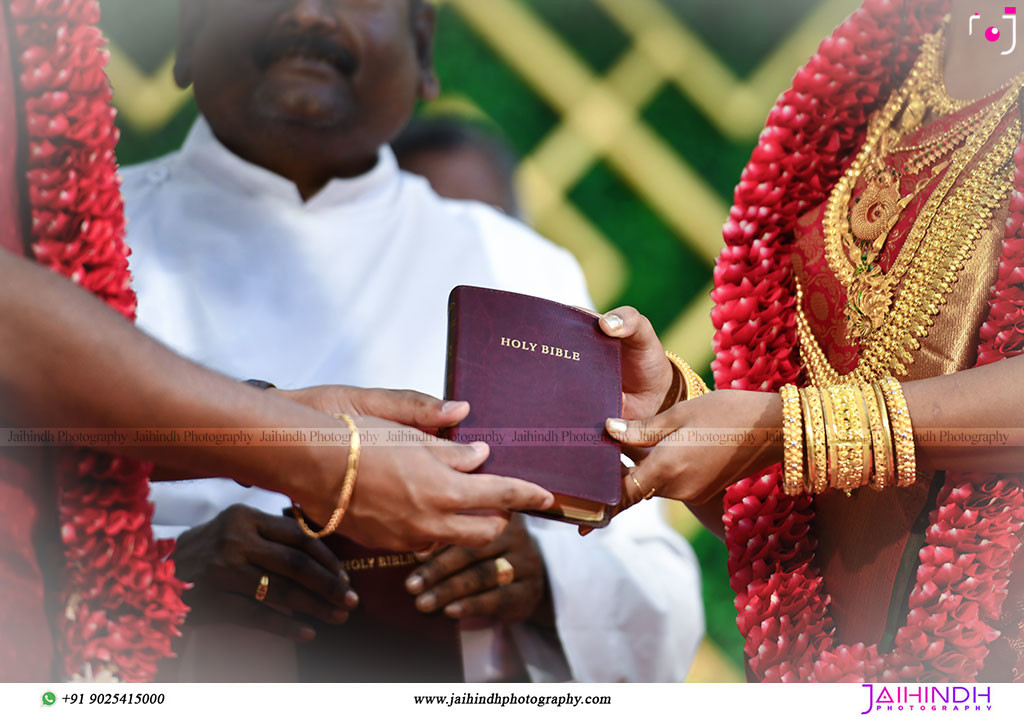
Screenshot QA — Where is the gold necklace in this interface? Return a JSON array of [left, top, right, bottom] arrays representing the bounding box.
[[821, 30, 1023, 342], [893, 107, 985, 175], [798, 118, 1017, 386], [921, 28, 1024, 116]]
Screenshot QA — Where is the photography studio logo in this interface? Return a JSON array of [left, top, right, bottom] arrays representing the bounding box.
[[970, 7, 1017, 54], [859, 685, 993, 713]]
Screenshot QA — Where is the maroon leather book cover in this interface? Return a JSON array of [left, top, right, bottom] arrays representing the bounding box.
[[296, 536, 464, 683], [444, 286, 622, 527]]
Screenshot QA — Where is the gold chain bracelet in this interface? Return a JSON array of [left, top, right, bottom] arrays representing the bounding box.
[[293, 413, 361, 539]]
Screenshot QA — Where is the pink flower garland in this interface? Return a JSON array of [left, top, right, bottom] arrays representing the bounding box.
[[8, 0, 188, 681], [714, 0, 1024, 682]]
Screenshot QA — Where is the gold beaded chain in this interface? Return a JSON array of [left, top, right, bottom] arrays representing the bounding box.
[[892, 105, 985, 156]]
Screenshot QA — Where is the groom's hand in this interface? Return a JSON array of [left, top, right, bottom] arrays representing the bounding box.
[[270, 385, 470, 434], [597, 306, 677, 420]]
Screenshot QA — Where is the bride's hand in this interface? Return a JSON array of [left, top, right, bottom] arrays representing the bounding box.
[[598, 306, 677, 420], [605, 389, 784, 507]]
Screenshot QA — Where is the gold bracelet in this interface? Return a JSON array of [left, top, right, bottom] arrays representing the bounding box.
[[871, 383, 896, 490], [665, 351, 710, 401], [780, 384, 804, 496], [879, 377, 917, 487], [293, 413, 361, 539], [824, 385, 870, 493], [852, 386, 874, 490], [800, 387, 828, 494], [860, 384, 890, 491], [819, 386, 840, 493]]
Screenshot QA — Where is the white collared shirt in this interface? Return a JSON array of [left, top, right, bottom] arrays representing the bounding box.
[[122, 118, 704, 683]]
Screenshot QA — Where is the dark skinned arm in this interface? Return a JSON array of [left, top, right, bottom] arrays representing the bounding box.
[[0, 248, 553, 548]]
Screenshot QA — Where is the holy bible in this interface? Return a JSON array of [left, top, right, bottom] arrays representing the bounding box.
[[444, 286, 622, 528], [296, 535, 464, 682]]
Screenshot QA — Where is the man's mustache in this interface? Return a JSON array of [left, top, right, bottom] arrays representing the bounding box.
[[253, 33, 359, 75]]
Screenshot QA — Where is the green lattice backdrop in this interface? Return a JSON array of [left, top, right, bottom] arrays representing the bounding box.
[[96, 0, 862, 682]]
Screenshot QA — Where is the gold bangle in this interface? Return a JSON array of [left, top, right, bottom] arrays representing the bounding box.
[[879, 377, 917, 487], [800, 387, 828, 494], [293, 413, 361, 539], [819, 386, 840, 493], [871, 383, 896, 490], [852, 386, 873, 490], [665, 351, 710, 401], [861, 384, 890, 491], [824, 385, 870, 493], [780, 385, 804, 496]]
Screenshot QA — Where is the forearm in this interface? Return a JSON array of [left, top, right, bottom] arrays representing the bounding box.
[[902, 355, 1024, 474], [0, 249, 337, 503]]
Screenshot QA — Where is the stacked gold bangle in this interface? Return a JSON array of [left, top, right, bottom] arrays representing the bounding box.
[[780, 385, 804, 496], [779, 381, 918, 496], [293, 413, 361, 539], [801, 387, 829, 494], [879, 377, 916, 487]]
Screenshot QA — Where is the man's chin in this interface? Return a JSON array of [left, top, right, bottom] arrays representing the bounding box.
[[251, 87, 354, 131]]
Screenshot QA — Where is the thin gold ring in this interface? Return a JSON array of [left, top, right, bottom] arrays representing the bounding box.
[[255, 574, 269, 602], [494, 557, 515, 586], [631, 473, 656, 500]]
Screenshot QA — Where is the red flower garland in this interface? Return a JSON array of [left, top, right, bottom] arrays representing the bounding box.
[[7, 0, 188, 681], [715, 0, 1024, 682]]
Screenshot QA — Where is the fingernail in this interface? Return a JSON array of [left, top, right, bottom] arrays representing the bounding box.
[[442, 400, 468, 415], [416, 593, 437, 612], [298, 626, 317, 642], [603, 314, 624, 332], [406, 574, 424, 594], [445, 603, 462, 619], [469, 441, 489, 455], [606, 418, 628, 435], [345, 591, 359, 609], [331, 610, 348, 624]]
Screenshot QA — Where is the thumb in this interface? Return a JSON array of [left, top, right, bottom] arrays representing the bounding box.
[[349, 388, 471, 431], [598, 306, 660, 352], [605, 410, 683, 447]]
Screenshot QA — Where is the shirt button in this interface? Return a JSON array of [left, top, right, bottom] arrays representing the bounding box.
[[146, 165, 170, 184]]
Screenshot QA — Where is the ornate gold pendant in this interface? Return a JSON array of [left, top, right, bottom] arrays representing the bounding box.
[[845, 264, 892, 341], [850, 166, 903, 247]]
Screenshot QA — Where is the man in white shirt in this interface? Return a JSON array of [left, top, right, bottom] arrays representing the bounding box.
[[123, 0, 703, 682]]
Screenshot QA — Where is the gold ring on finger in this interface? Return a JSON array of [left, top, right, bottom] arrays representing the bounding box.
[[631, 474, 657, 501], [494, 557, 515, 586], [255, 574, 270, 602]]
